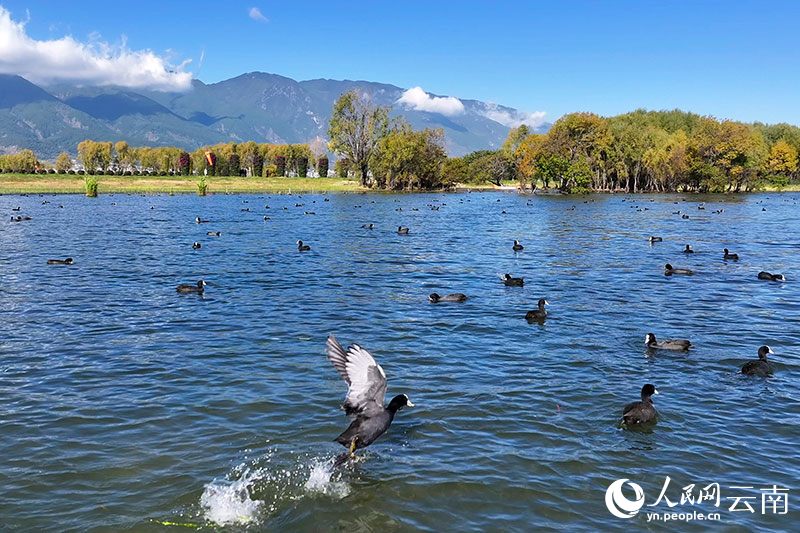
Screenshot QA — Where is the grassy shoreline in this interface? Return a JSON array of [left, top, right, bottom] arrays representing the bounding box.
[[1, 173, 799, 194], [0, 174, 369, 194]]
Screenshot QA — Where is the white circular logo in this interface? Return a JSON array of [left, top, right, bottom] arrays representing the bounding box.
[[605, 479, 645, 518]]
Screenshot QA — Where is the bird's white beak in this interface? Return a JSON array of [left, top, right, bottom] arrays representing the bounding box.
[[406, 396, 415, 407], [544, 300, 550, 305], [654, 389, 659, 395], [768, 348, 775, 354]]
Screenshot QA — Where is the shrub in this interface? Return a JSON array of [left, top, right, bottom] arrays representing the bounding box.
[[197, 176, 208, 196], [767, 174, 789, 190], [85, 175, 98, 197], [275, 155, 286, 177]]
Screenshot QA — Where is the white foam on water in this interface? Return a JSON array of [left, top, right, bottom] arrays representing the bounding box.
[[200, 467, 263, 526], [304, 459, 351, 499], [199, 453, 351, 526]]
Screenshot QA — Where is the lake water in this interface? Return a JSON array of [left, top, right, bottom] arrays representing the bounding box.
[[1, 191, 798, 532]]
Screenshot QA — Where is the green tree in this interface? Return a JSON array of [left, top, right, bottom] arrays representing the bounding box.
[[533, 152, 569, 189], [296, 156, 308, 178], [563, 157, 592, 193], [328, 89, 390, 186], [502, 124, 531, 157], [229, 153, 241, 176], [372, 125, 447, 189], [442, 156, 468, 184], [275, 155, 286, 176]]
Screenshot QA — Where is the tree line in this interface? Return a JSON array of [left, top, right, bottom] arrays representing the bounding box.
[[0, 141, 330, 178], [2, 93, 799, 193], [326, 96, 800, 192], [507, 110, 800, 193]]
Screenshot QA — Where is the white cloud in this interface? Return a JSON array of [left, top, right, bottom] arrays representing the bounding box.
[[480, 103, 547, 129], [248, 7, 268, 22], [397, 86, 465, 116], [0, 7, 192, 91]]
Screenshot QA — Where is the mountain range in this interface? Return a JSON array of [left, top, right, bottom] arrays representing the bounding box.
[[0, 72, 550, 160]]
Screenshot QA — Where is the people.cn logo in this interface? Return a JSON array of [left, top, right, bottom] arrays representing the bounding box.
[[605, 479, 645, 518]]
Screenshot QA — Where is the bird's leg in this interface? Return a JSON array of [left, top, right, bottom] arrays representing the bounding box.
[[349, 436, 358, 457]]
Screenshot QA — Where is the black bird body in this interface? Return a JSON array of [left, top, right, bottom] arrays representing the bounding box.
[[335, 396, 410, 449], [649, 236, 663, 243], [192, 242, 201, 249], [176, 280, 206, 293], [325, 335, 413, 454], [741, 346, 773, 377], [512, 240, 524, 251], [684, 245, 694, 253], [47, 257, 73, 265], [622, 384, 659, 425], [758, 271, 785, 281], [723, 248, 739, 260], [297, 240, 311, 251], [195, 217, 209, 223], [398, 226, 409, 234], [429, 292, 468, 303], [645, 333, 692, 351], [665, 263, 693, 275], [502, 274, 524, 286], [525, 298, 549, 320], [206, 231, 221, 236]]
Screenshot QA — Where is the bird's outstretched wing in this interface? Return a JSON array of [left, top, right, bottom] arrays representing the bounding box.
[[326, 334, 388, 417]]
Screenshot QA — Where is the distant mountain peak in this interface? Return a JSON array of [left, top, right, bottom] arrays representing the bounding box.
[[0, 72, 549, 159]]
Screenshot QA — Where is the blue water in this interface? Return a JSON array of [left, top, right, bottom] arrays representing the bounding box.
[[1, 191, 798, 532]]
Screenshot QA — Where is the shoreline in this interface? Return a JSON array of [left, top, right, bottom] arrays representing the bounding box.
[[1, 174, 798, 194]]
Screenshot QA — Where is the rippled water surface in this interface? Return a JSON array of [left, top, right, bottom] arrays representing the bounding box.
[[1, 191, 798, 532]]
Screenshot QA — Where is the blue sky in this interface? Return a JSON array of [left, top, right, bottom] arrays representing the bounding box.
[[1, 1, 798, 126]]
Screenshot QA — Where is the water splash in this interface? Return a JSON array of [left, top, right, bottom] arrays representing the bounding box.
[[200, 453, 351, 526], [304, 458, 351, 498], [200, 467, 263, 526]]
